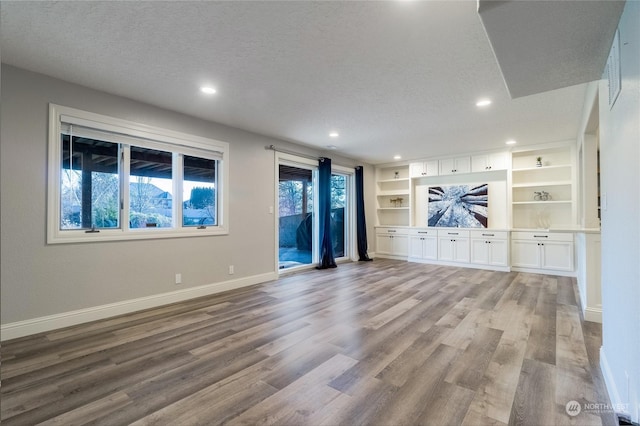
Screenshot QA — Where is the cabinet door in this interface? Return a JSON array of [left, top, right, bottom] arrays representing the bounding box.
[[425, 160, 439, 176], [454, 157, 471, 174], [409, 236, 424, 258], [453, 238, 470, 263], [511, 239, 540, 268], [376, 235, 393, 255], [438, 237, 455, 261], [423, 236, 438, 260], [392, 235, 409, 257], [541, 241, 573, 271], [471, 155, 490, 173], [409, 162, 425, 178], [488, 152, 508, 170], [439, 158, 455, 175], [488, 239, 508, 266], [470, 239, 490, 264]]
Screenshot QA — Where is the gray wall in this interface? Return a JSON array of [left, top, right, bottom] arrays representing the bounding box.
[[598, 1, 640, 421], [0, 64, 375, 325]]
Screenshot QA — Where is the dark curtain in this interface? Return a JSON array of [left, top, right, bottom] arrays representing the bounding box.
[[356, 166, 372, 261], [317, 158, 337, 269]]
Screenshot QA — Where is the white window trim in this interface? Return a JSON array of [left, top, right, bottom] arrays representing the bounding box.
[[47, 103, 230, 244]]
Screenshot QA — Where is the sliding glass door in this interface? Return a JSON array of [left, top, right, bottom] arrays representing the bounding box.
[[278, 163, 315, 270], [277, 156, 353, 271], [331, 173, 349, 259]]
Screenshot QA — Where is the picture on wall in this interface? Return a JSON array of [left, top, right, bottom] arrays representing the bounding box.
[[428, 184, 488, 228]]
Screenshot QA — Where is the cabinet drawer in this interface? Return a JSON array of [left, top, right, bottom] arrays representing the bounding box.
[[376, 227, 408, 236], [409, 228, 438, 237], [470, 230, 508, 240], [437, 229, 470, 238], [512, 231, 573, 242]]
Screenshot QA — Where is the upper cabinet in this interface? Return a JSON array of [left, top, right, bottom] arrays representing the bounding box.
[[409, 160, 439, 178], [471, 152, 508, 172], [511, 143, 576, 229], [439, 156, 471, 175]]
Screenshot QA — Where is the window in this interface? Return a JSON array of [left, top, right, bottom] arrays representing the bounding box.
[[48, 104, 229, 243]]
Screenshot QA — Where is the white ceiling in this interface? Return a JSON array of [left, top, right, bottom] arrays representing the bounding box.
[[0, 1, 620, 164]]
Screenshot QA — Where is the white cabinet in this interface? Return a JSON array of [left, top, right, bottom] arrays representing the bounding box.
[[471, 152, 508, 172], [437, 230, 470, 263], [511, 231, 574, 273], [470, 230, 509, 268], [410, 160, 439, 178], [439, 156, 471, 175], [409, 229, 438, 260], [376, 228, 409, 258]]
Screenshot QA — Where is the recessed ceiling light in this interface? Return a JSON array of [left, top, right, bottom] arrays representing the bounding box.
[[326, 145, 338, 150], [394, 155, 402, 160], [476, 99, 492, 107], [329, 132, 339, 138], [506, 140, 517, 145], [200, 86, 217, 95]]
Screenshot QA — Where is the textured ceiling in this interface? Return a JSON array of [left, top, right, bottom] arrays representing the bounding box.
[[0, 1, 615, 164], [479, 0, 624, 98]]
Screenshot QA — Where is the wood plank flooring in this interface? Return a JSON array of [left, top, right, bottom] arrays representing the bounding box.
[[1, 260, 617, 425]]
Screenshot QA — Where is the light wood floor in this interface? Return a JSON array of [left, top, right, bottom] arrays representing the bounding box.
[[1, 260, 615, 425]]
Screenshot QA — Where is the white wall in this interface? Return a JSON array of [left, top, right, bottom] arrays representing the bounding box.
[[597, 1, 640, 421], [0, 65, 375, 337]]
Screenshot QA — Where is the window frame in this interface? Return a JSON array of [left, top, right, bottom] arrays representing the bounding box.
[[48, 104, 229, 244]]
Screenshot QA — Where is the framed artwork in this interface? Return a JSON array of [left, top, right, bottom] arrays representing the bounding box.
[[428, 184, 488, 228]]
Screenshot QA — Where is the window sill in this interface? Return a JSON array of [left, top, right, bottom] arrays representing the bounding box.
[[47, 226, 229, 244]]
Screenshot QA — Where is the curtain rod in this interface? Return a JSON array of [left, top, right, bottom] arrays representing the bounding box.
[[266, 144, 326, 161], [266, 144, 363, 169]]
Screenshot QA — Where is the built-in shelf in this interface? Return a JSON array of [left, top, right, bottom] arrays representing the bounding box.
[[376, 165, 411, 226], [377, 190, 410, 196], [378, 178, 410, 183], [512, 200, 572, 205], [512, 180, 572, 188], [512, 164, 572, 172], [511, 143, 576, 229]]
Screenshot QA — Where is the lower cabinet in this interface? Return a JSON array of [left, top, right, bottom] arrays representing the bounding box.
[[375, 228, 409, 257], [375, 227, 575, 275], [470, 230, 509, 268], [511, 231, 574, 273], [409, 229, 438, 261], [437, 229, 470, 263]]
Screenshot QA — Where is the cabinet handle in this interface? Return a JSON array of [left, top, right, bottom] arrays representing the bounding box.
[[448, 232, 459, 235], [388, 230, 396, 233], [418, 231, 428, 234], [533, 235, 548, 238], [482, 233, 494, 236]]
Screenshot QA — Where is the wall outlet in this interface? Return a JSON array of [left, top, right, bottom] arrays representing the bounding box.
[[175, 273, 182, 284], [228, 265, 234, 275]]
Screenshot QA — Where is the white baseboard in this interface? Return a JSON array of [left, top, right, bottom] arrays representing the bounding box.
[[1, 271, 278, 341], [584, 306, 603, 323]]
